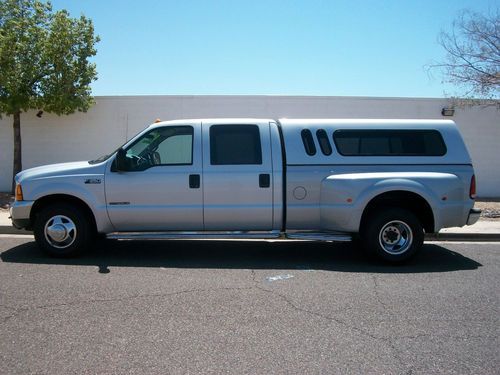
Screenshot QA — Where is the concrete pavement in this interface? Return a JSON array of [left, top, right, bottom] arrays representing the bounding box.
[[1, 209, 499, 240]]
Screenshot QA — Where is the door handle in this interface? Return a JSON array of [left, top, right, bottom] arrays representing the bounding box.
[[189, 174, 200, 189], [259, 174, 270, 188]]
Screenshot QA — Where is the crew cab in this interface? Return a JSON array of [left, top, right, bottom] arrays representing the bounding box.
[[10, 118, 481, 262]]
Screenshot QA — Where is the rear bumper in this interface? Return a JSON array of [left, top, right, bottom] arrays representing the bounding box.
[[467, 208, 481, 226], [9, 200, 34, 229]]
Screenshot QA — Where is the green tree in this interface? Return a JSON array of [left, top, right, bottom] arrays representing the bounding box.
[[0, 0, 99, 192]]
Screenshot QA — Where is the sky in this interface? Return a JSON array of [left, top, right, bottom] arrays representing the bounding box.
[[50, 0, 498, 98]]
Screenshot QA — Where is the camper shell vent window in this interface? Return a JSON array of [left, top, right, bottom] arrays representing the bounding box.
[[301, 129, 317, 156], [316, 129, 332, 156]]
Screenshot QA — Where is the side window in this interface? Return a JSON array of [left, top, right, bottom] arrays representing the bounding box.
[[210, 125, 262, 165], [316, 129, 332, 156], [301, 129, 316, 156], [156, 133, 192, 164], [333, 130, 447, 156], [124, 126, 193, 171]]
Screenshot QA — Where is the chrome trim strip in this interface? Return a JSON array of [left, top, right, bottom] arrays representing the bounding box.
[[106, 230, 352, 242], [285, 231, 352, 242], [106, 230, 282, 240]]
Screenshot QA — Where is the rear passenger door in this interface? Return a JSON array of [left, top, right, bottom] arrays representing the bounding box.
[[202, 121, 274, 230]]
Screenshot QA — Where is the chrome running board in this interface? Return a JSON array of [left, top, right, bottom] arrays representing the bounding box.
[[106, 230, 282, 240], [285, 231, 352, 242], [106, 230, 351, 242]]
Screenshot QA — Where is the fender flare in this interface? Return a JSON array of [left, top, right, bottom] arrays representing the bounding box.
[[353, 178, 440, 231]]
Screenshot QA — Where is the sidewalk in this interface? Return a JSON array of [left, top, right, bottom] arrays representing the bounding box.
[[0, 210, 30, 235], [1, 209, 499, 240]]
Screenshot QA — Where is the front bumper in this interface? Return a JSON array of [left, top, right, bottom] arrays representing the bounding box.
[[467, 208, 481, 226], [9, 200, 34, 229]]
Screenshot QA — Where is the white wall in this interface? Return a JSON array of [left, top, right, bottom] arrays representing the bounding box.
[[0, 95, 498, 196]]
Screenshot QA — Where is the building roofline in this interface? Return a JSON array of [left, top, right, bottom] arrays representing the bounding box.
[[92, 94, 458, 102]]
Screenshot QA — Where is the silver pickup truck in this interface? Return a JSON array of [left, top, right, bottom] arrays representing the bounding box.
[[10, 118, 480, 262]]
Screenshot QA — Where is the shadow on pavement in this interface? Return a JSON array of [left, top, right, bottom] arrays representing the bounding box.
[[0, 239, 482, 274]]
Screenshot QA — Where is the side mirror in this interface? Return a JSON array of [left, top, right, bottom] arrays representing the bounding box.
[[115, 148, 127, 171]]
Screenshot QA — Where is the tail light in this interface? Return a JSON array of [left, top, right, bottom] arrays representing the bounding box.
[[469, 175, 476, 199]]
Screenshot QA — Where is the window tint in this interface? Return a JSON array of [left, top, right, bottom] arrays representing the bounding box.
[[156, 133, 192, 164], [333, 130, 447, 156], [124, 126, 193, 171], [316, 129, 332, 155], [210, 125, 262, 165], [301, 129, 316, 156]]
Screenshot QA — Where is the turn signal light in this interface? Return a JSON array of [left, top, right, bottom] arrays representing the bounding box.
[[15, 184, 23, 201], [469, 175, 476, 199]]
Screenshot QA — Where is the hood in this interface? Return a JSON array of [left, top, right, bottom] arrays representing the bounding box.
[[16, 161, 106, 183]]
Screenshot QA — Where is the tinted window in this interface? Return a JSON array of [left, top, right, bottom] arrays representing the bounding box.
[[156, 133, 192, 164], [210, 125, 262, 165], [316, 129, 332, 155], [123, 126, 193, 171], [301, 129, 316, 156], [333, 130, 447, 156]]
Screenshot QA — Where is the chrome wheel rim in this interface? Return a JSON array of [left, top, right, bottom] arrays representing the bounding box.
[[378, 220, 413, 255], [44, 215, 77, 249]]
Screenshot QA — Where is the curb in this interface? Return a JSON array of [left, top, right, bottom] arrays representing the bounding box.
[[0, 224, 499, 241], [425, 233, 500, 242]]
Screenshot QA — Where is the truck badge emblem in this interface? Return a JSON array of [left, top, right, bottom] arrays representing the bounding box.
[[84, 178, 101, 184]]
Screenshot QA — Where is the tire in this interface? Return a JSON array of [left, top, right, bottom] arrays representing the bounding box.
[[360, 208, 424, 263], [34, 203, 93, 257]]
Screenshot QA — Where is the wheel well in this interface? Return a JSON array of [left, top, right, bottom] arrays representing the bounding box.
[[360, 191, 435, 233], [30, 194, 97, 232]]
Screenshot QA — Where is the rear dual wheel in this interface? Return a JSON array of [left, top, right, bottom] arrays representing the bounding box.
[[361, 208, 424, 262]]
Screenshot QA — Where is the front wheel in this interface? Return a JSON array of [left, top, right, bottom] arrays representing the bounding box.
[[34, 203, 93, 257], [361, 208, 424, 262]]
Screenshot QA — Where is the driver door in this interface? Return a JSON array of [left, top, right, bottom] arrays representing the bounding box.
[[105, 123, 203, 231]]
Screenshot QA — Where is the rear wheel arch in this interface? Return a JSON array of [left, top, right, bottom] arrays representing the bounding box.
[[360, 190, 435, 234]]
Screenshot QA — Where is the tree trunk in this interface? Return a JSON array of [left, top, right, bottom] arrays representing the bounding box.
[[11, 111, 22, 194]]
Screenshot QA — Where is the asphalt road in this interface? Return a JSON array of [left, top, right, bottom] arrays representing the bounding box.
[[0, 236, 498, 375]]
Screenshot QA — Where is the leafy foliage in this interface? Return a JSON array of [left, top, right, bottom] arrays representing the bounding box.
[[0, 0, 99, 115], [0, 0, 99, 192]]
